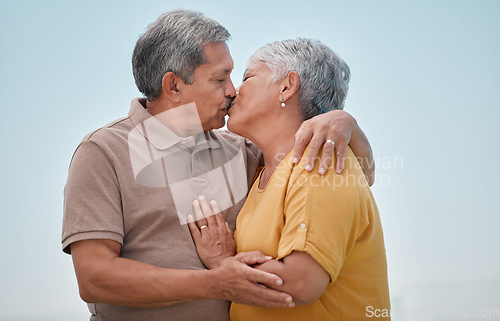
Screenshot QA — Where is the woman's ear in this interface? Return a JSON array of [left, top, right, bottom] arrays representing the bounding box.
[[281, 71, 300, 102], [161, 71, 182, 104]]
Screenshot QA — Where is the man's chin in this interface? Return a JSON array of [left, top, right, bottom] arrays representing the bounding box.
[[218, 117, 226, 129], [205, 117, 226, 131]]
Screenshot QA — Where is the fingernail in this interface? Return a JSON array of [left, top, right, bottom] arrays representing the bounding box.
[[288, 302, 295, 308], [305, 164, 312, 171], [265, 256, 273, 260], [285, 297, 293, 303], [198, 195, 205, 200], [292, 157, 299, 164], [210, 200, 217, 205], [318, 167, 326, 175], [276, 279, 283, 286], [187, 215, 194, 222], [336, 168, 342, 174], [193, 200, 199, 205]]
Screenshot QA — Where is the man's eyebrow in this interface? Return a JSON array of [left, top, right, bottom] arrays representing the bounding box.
[[216, 67, 232, 75]]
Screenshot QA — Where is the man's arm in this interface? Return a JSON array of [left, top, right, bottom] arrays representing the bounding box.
[[186, 200, 329, 305], [70, 239, 294, 308], [348, 122, 375, 186], [65, 141, 294, 309], [292, 110, 375, 185]]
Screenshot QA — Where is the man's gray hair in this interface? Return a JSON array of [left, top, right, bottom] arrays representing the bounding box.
[[246, 38, 350, 119], [132, 10, 230, 101]]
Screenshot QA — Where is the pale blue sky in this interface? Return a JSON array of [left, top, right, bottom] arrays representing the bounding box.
[[1, 1, 499, 320]]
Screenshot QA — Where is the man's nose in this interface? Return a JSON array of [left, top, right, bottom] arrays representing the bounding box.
[[225, 78, 237, 98]]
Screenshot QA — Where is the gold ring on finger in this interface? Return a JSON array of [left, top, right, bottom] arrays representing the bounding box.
[[325, 139, 335, 147]]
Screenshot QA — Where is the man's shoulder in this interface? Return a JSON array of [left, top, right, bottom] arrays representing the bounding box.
[[81, 116, 132, 145], [71, 116, 135, 161]]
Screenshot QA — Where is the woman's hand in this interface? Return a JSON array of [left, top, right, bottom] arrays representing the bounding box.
[[187, 196, 236, 269]]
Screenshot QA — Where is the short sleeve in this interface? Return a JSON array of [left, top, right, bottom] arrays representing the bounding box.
[[277, 150, 370, 282], [62, 140, 124, 254]]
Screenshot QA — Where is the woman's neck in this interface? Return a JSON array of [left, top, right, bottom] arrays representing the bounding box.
[[249, 109, 303, 188]]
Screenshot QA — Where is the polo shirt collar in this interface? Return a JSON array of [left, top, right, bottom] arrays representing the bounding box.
[[128, 98, 220, 151]]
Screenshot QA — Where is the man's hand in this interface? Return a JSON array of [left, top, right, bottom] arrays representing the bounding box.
[[188, 196, 235, 269], [212, 251, 295, 308], [293, 110, 355, 175], [187, 197, 295, 308], [70, 239, 294, 308]]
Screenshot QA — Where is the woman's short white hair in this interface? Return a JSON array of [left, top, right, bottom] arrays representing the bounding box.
[[246, 38, 350, 119]]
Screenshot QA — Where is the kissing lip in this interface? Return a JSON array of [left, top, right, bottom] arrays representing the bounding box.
[[224, 102, 234, 114], [223, 99, 234, 113]]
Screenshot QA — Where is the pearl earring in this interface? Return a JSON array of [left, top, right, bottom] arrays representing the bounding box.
[[281, 96, 286, 108]]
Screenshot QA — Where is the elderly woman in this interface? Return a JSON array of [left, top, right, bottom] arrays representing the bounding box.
[[188, 38, 390, 320]]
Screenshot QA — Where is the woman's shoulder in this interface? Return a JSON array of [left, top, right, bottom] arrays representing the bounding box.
[[289, 146, 369, 192]]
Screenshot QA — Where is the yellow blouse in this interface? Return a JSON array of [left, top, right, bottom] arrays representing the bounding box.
[[230, 147, 391, 320]]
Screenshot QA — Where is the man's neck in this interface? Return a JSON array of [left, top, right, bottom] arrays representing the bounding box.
[[145, 99, 205, 138], [145, 98, 165, 116]]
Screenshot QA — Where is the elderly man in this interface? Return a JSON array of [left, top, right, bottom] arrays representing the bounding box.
[[62, 9, 375, 321]]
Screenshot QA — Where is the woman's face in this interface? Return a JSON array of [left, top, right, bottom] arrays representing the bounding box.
[[227, 62, 281, 138]]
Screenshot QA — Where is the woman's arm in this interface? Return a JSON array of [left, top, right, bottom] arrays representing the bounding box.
[[253, 251, 330, 305], [187, 197, 329, 305]]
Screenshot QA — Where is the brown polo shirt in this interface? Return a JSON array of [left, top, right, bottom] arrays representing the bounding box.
[[62, 98, 262, 321]]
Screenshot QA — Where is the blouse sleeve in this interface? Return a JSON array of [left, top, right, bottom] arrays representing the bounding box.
[[277, 147, 371, 282]]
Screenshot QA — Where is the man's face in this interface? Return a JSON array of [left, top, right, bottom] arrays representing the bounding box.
[[179, 42, 236, 131]]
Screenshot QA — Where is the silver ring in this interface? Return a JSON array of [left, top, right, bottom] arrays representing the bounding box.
[[325, 139, 335, 147], [200, 225, 208, 230]]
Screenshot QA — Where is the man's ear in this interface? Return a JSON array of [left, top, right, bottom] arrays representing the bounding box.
[[281, 71, 300, 102], [161, 71, 182, 104]]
